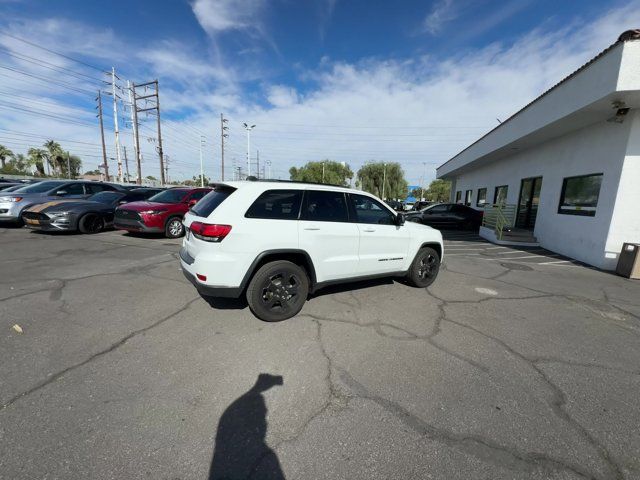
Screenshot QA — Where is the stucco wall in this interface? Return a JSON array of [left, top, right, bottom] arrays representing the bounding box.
[[606, 110, 640, 264], [448, 118, 632, 269]]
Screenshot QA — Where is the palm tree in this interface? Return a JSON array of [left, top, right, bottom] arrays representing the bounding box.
[[0, 144, 14, 169], [27, 148, 48, 176], [44, 140, 63, 176]]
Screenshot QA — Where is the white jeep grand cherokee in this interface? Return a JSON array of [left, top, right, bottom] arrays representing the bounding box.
[[180, 180, 443, 322]]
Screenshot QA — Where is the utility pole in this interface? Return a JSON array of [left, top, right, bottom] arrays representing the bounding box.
[[123, 146, 130, 184], [96, 91, 109, 181], [131, 83, 142, 185], [66, 151, 71, 179], [322, 161, 325, 183], [164, 155, 169, 183], [256, 149, 260, 180], [127, 80, 140, 185], [266, 159, 272, 179], [243, 123, 255, 178], [199, 136, 205, 187], [133, 80, 165, 186], [108, 67, 123, 183], [220, 113, 228, 181]]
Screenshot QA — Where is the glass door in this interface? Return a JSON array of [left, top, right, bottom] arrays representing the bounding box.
[[516, 177, 542, 229]]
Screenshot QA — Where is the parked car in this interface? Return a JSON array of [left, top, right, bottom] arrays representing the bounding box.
[[404, 203, 483, 230], [180, 180, 443, 322], [385, 199, 404, 212], [114, 187, 211, 238], [412, 200, 434, 211], [0, 180, 122, 226], [21, 189, 157, 234], [0, 183, 22, 191]]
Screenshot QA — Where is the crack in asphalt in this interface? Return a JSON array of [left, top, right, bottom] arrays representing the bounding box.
[[339, 370, 597, 480], [1, 296, 200, 410], [0, 255, 176, 302]]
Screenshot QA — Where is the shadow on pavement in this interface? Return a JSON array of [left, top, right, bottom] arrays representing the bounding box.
[[209, 373, 285, 480]]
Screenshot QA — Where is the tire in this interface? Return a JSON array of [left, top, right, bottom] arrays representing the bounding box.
[[246, 260, 309, 322], [165, 216, 184, 238], [406, 247, 440, 288], [78, 214, 104, 234]]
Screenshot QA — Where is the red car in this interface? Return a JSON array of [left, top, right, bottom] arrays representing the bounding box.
[[114, 187, 211, 238]]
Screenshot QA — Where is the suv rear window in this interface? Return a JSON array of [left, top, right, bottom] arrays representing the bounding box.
[[190, 187, 236, 217], [245, 190, 302, 220]]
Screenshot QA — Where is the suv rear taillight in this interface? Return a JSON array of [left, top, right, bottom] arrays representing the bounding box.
[[190, 222, 232, 242]]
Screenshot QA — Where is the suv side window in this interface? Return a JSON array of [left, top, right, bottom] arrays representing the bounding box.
[[301, 190, 349, 222], [349, 194, 396, 225], [245, 190, 303, 220]]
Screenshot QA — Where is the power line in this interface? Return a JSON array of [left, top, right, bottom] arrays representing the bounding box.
[[0, 46, 104, 83], [0, 65, 95, 95], [0, 32, 108, 73]]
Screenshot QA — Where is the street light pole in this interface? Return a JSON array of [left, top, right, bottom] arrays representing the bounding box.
[[243, 123, 256, 178], [199, 135, 205, 187], [382, 163, 387, 200], [420, 161, 427, 200]]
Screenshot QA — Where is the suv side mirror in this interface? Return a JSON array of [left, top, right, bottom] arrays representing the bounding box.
[[188, 199, 198, 207], [55, 190, 68, 196], [395, 213, 405, 226]]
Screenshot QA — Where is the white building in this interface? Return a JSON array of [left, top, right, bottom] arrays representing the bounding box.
[[436, 30, 640, 270]]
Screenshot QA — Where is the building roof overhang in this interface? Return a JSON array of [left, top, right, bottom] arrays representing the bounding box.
[[437, 32, 640, 179]]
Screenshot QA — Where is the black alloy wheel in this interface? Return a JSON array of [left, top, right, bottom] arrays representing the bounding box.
[[407, 247, 440, 288], [246, 260, 309, 322], [79, 214, 104, 234]]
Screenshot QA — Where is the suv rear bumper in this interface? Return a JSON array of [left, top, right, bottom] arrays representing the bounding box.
[[181, 262, 242, 298]]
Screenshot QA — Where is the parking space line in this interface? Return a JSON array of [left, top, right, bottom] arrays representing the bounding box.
[[445, 253, 482, 256], [492, 248, 547, 255], [477, 254, 562, 261]]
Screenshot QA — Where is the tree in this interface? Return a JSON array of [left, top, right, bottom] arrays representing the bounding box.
[[0, 153, 31, 175], [357, 162, 408, 200], [145, 175, 157, 181], [0, 144, 13, 169], [84, 169, 102, 175], [183, 174, 210, 186], [424, 179, 451, 202], [44, 140, 63, 176], [289, 160, 353, 186], [27, 148, 47, 176]]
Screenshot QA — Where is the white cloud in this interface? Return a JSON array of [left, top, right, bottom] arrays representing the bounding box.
[[191, 0, 266, 34], [424, 0, 458, 35], [2, 1, 640, 185], [266, 85, 299, 108]]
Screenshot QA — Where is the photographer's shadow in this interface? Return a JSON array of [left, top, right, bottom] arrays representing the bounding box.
[[209, 374, 285, 480]]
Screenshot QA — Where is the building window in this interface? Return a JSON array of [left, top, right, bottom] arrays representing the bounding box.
[[464, 190, 472, 206], [476, 188, 487, 207], [558, 173, 603, 217], [494, 185, 508, 205], [455, 191, 461, 203]]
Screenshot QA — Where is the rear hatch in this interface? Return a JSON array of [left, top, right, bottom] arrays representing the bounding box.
[[182, 184, 237, 260]]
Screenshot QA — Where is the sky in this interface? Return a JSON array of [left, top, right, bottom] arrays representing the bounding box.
[[0, 0, 639, 184]]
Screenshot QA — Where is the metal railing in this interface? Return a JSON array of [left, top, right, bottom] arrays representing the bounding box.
[[482, 204, 516, 240]]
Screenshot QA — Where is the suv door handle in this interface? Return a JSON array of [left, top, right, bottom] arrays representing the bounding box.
[[304, 226, 320, 231], [363, 227, 376, 232]]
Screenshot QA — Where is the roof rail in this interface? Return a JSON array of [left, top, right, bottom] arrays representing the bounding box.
[[246, 177, 347, 188]]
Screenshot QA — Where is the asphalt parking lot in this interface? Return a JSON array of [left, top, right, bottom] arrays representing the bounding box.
[[1, 227, 639, 480]]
